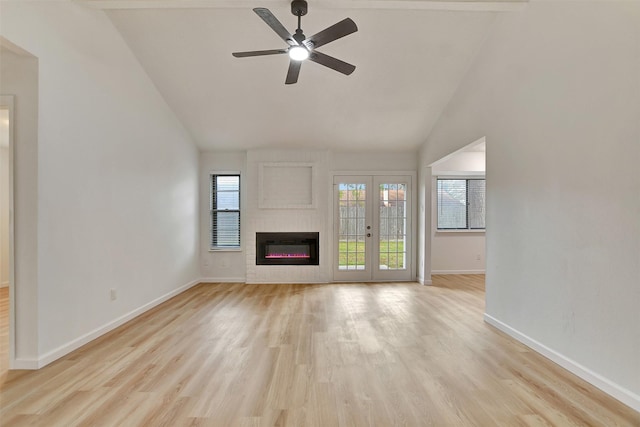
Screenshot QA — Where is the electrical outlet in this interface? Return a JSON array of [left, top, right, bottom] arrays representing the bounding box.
[[476, 254, 482, 261], [110, 288, 117, 301]]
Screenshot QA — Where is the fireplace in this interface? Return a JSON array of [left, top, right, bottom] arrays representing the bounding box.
[[256, 232, 319, 265]]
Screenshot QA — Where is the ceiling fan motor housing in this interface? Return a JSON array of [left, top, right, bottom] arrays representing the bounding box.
[[291, 0, 308, 16]]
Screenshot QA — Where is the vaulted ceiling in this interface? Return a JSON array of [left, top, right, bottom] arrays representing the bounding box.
[[84, 0, 525, 152]]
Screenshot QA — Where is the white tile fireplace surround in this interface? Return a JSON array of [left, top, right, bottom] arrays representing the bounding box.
[[245, 150, 330, 284]]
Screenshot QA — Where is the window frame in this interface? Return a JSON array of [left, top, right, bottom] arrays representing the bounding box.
[[210, 172, 241, 251], [436, 176, 486, 232]]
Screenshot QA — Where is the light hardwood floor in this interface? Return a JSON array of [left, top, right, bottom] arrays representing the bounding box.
[[0, 286, 7, 377], [0, 276, 638, 426]]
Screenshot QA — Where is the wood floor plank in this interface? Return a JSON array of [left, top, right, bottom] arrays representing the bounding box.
[[0, 286, 8, 377], [1, 276, 639, 426]]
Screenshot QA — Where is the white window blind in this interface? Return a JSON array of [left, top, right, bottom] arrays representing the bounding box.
[[437, 178, 485, 230], [211, 174, 240, 248]]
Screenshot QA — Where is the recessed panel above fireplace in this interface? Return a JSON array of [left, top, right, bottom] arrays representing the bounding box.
[[256, 232, 319, 266]]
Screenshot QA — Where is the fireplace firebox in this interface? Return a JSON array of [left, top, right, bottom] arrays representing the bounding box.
[[256, 232, 319, 265]]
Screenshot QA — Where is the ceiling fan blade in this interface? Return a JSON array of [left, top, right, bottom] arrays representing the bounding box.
[[308, 51, 355, 76], [285, 60, 302, 85], [232, 49, 288, 58], [253, 8, 298, 46], [303, 18, 357, 50]]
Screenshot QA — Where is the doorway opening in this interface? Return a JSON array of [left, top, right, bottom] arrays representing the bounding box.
[[1, 37, 40, 371], [429, 137, 486, 276], [0, 98, 13, 375]]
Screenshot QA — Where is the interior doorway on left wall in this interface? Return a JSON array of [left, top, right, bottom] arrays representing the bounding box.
[[0, 104, 12, 375]]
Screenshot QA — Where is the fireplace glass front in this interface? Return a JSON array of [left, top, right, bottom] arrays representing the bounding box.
[[256, 232, 319, 265]]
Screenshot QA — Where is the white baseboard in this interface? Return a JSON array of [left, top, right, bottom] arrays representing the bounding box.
[[484, 313, 640, 413], [417, 276, 433, 285], [199, 277, 246, 283], [246, 280, 328, 284], [431, 269, 485, 275], [36, 278, 202, 369], [12, 357, 39, 370]]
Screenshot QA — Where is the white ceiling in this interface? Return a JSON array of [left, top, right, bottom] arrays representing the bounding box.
[[87, 0, 524, 152]]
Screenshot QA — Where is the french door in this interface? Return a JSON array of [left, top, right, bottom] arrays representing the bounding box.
[[333, 175, 412, 282]]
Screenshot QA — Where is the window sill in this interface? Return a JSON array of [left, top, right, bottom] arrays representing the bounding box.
[[436, 229, 485, 234], [209, 248, 243, 252]]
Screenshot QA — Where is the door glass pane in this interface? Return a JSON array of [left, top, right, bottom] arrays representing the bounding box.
[[338, 183, 367, 270], [378, 183, 407, 270]]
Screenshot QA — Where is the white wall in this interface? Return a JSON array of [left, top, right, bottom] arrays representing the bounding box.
[[420, 1, 640, 410], [331, 151, 418, 172], [200, 151, 246, 282], [1, 1, 200, 367], [432, 151, 485, 175], [431, 151, 486, 274]]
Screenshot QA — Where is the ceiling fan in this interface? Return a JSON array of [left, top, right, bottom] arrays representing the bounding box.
[[232, 0, 358, 85]]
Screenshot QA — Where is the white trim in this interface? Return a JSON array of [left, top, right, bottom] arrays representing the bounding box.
[[435, 229, 485, 234], [247, 280, 328, 285], [210, 171, 241, 250], [435, 172, 486, 178], [1, 95, 16, 370], [333, 170, 414, 177], [199, 277, 245, 283], [83, 0, 526, 12], [331, 173, 416, 283], [431, 269, 485, 275], [417, 276, 433, 286], [258, 162, 316, 209], [35, 279, 201, 369], [12, 357, 39, 370], [484, 313, 640, 413]]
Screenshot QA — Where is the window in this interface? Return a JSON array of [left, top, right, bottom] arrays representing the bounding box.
[[437, 178, 485, 230], [211, 174, 240, 249]]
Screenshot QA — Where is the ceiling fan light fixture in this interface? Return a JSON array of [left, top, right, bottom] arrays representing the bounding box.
[[288, 46, 309, 61]]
